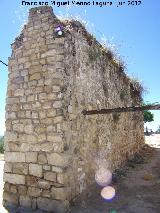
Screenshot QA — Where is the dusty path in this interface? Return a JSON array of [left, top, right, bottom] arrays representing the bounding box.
[[70, 135, 160, 213], [0, 135, 160, 213]]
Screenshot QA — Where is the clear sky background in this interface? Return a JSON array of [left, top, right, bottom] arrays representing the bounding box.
[[0, 0, 160, 135]]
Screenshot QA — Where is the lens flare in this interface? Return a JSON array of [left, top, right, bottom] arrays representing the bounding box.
[[101, 186, 116, 201], [95, 168, 112, 187], [57, 31, 63, 36]]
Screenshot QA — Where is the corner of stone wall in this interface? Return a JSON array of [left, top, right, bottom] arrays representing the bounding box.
[[3, 6, 73, 213]]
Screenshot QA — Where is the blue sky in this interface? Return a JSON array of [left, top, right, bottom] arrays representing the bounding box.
[[0, 0, 160, 135]]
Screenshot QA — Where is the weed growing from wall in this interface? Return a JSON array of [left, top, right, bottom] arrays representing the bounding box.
[[120, 89, 128, 101], [130, 77, 147, 101]]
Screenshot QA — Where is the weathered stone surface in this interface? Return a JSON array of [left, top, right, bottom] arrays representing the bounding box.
[[29, 164, 43, 177], [4, 162, 12, 173], [5, 152, 25, 162], [47, 135, 63, 143], [24, 125, 34, 134], [26, 175, 38, 187], [43, 165, 51, 171], [28, 187, 41, 197], [7, 97, 19, 105], [18, 185, 27, 195], [51, 187, 70, 200], [4, 173, 25, 185], [52, 166, 63, 173], [12, 163, 28, 175], [41, 189, 51, 198], [47, 153, 70, 167], [14, 89, 24, 96], [38, 153, 47, 164], [4, 183, 10, 192], [26, 152, 37, 163], [53, 101, 62, 108], [53, 116, 63, 124], [5, 132, 17, 142], [30, 73, 41, 81], [37, 197, 69, 212], [37, 134, 46, 142], [13, 124, 24, 132], [10, 185, 17, 194], [19, 195, 31, 208], [46, 109, 56, 117], [44, 172, 56, 182], [57, 173, 69, 185], [3, 192, 18, 205], [41, 49, 56, 58], [31, 198, 37, 210], [38, 180, 51, 189]]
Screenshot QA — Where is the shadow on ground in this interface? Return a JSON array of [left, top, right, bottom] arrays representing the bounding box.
[[70, 142, 160, 213]]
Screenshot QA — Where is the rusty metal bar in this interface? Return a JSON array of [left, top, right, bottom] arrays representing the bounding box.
[[82, 104, 160, 115], [0, 60, 8, 67]]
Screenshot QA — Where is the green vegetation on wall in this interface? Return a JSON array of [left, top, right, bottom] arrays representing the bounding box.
[[0, 136, 4, 154]]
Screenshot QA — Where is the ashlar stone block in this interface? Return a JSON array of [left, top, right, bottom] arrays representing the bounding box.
[[4, 173, 25, 185], [29, 164, 43, 177], [5, 152, 25, 163]]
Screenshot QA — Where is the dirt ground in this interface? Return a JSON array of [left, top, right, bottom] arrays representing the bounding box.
[[0, 135, 160, 213]]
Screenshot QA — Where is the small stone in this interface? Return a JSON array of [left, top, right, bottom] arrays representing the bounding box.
[[10, 185, 17, 194], [4, 163, 12, 173], [18, 185, 27, 195], [47, 135, 63, 143], [41, 49, 56, 58], [5, 132, 18, 142], [57, 173, 69, 185], [28, 187, 41, 197], [30, 73, 41, 80], [52, 166, 63, 173], [51, 187, 69, 200], [29, 164, 43, 177], [47, 153, 70, 167], [46, 109, 56, 117], [41, 189, 51, 198], [53, 116, 63, 124], [13, 124, 24, 132], [4, 183, 10, 192], [38, 180, 51, 189], [26, 152, 37, 163], [43, 165, 51, 171], [26, 175, 38, 187], [3, 191, 18, 205], [19, 195, 31, 208], [27, 94, 35, 102], [38, 153, 47, 164], [52, 86, 61, 92], [53, 101, 62, 108], [44, 172, 56, 182], [39, 93, 47, 100], [24, 125, 34, 134], [12, 163, 28, 175]]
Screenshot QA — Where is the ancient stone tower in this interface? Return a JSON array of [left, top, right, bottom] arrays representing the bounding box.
[[3, 6, 144, 212]]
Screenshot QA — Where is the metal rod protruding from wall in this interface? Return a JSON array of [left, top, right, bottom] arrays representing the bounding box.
[[82, 104, 160, 115], [0, 60, 8, 67]]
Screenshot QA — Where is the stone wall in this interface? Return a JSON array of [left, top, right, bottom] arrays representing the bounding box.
[[3, 6, 144, 212]]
